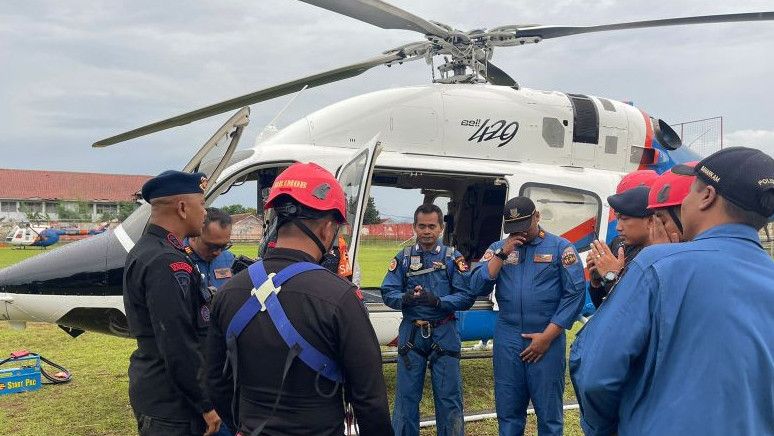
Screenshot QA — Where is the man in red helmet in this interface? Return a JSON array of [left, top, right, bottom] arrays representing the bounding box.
[[205, 162, 391, 436], [646, 162, 698, 243]]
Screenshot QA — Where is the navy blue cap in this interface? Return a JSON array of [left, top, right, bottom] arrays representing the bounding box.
[[673, 147, 774, 216], [503, 197, 536, 234], [607, 186, 653, 218], [141, 170, 208, 202]]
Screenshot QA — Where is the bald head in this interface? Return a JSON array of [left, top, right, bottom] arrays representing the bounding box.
[[149, 193, 207, 238]]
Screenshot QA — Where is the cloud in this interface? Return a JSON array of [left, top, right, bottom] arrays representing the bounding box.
[[725, 130, 774, 157], [0, 0, 773, 179]]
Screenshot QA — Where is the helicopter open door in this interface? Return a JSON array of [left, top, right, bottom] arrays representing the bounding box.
[[183, 107, 250, 194], [114, 107, 251, 250], [335, 134, 382, 272]]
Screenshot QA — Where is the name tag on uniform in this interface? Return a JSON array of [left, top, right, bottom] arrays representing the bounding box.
[[214, 268, 233, 279], [533, 254, 553, 263]]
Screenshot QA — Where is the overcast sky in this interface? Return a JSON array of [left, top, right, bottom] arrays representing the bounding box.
[[1, 0, 773, 216]]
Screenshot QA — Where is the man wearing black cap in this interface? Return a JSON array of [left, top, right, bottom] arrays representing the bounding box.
[[587, 185, 654, 308], [471, 196, 586, 436], [123, 170, 222, 436], [571, 147, 774, 435]]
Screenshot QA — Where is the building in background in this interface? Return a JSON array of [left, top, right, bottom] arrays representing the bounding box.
[[0, 168, 150, 222], [230, 213, 263, 243]]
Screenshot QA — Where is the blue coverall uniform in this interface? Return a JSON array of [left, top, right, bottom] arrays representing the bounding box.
[[185, 238, 236, 289], [570, 224, 774, 436], [381, 242, 476, 436], [471, 230, 586, 436]]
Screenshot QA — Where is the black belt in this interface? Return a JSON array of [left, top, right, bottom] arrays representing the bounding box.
[[397, 316, 460, 370]]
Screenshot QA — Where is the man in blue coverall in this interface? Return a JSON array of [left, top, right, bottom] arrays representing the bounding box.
[[381, 203, 476, 436], [186, 207, 236, 436], [571, 147, 774, 435], [471, 196, 586, 436], [186, 207, 236, 290]]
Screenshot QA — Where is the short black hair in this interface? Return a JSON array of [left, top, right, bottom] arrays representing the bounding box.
[[207, 207, 233, 230], [413, 203, 443, 226], [723, 198, 770, 231], [695, 180, 770, 230]]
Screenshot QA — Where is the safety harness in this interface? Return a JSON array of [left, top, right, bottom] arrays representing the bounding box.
[[225, 260, 345, 436], [397, 246, 461, 370]]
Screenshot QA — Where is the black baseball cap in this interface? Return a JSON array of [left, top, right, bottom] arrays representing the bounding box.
[[503, 197, 535, 234], [141, 170, 208, 202], [672, 147, 774, 217], [607, 186, 653, 218]]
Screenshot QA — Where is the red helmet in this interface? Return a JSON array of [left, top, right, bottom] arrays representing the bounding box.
[[264, 162, 347, 222], [616, 170, 658, 194], [647, 162, 698, 209]]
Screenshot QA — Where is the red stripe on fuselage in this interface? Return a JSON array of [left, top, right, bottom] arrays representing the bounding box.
[[639, 109, 654, 170], [561, 217, 597, 243]]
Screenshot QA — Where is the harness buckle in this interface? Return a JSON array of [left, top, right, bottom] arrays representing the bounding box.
[[251, 272, 279, 311], [413, 320, 432, 339]]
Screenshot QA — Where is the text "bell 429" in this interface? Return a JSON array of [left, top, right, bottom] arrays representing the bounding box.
[[461, 118, 519, 147]]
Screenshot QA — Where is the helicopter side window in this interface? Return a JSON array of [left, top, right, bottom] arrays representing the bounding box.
[[519, 183, 601, 253]]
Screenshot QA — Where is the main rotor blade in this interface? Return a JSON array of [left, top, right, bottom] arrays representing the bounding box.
[[93, 53, 402, 147], [513, 12, 774, 40], [485, 62, 518, 87], [299, 0, 450, 39]]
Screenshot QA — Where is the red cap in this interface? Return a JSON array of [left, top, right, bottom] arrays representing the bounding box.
[[647, 162, 698, 209], [264, 162, 347, 222], [616, 170, 658, 194]]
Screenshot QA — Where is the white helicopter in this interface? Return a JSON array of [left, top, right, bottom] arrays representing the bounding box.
[[5, 223, 60, 249], [0, 0, 772, 345]]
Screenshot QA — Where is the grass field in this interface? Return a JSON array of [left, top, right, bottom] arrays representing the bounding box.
[[0, 243, 584, 435]]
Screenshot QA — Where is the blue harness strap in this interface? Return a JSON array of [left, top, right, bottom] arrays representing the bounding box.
[[225, 260, 344, 383]]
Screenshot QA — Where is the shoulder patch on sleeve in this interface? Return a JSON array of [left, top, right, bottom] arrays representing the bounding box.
[[455, 256, 469, 272], [173, 271, 191, 296], [388, 258, 398, 272], [561, 246, 578, 267], [170, 261, 193, 274], [482, 249, 494, 262]]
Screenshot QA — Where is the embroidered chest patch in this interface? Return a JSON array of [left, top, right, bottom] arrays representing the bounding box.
[[410, 256, 422, 271], [505, 251, 520, 265]]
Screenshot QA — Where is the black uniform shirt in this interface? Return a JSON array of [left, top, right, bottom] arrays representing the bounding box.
[[123, 224, 212, 425], [206, 247, 392, 436]]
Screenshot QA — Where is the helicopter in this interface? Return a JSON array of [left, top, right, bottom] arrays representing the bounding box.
[[5, 223, 60, 249], [1, 0, 772, 345]]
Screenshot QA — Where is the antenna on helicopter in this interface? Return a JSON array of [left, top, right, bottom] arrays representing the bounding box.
[[256, 85, 310, 145]]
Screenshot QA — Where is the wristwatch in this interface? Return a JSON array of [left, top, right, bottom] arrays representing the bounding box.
[[495, 248, 509, 261], [602, 270, 619, 284]]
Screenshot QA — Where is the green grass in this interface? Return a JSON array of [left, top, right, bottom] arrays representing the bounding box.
[[0, 243, 584, 435]]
